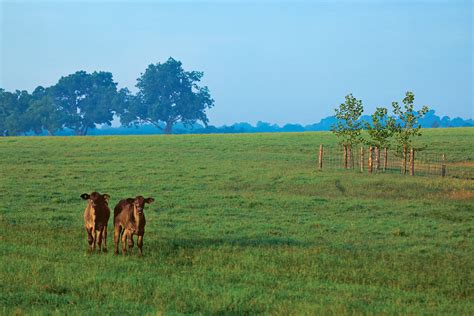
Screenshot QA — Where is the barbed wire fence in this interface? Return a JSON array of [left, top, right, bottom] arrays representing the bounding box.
[[317, 145, 474, 179]]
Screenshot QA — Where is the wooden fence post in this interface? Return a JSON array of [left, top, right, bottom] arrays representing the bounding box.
[[348, 146, 353, 169], [375, 147, 379, 173], [343, 145, 347, 169], [383, 148, 388, 172], [360, 147, 364, 172], [318, 144, 323, 170], [410, 148, 415, 176], [441, 154, 446, 177], [368, 146, 373, 174]]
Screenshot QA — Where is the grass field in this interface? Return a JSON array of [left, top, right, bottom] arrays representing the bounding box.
[[1, 128, 473, 314]]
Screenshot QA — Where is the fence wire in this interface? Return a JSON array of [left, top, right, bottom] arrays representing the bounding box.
[[317, 146, 474, 179]]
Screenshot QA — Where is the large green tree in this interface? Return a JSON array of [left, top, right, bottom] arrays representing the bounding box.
[[25, 86, 66, 136], [51, 71, 119, 135], [0, 89, 33, 136], [0, 88, 11, 135], [121, 57, 214, 134], [331, 94, 364, 168]]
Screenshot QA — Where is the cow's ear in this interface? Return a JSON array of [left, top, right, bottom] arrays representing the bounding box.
[[145, 197, 155, 204], [80, 193, 90, 200], [103, 194, 110, 202]]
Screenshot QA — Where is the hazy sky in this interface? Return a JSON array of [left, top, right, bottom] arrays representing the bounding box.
[[1, 0, 472, 125]]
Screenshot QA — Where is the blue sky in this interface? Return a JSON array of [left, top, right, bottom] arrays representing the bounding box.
[[1, 0, 472, 125]]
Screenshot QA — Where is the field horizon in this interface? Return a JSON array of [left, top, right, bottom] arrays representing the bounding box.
[[1, 128, 473, 314]]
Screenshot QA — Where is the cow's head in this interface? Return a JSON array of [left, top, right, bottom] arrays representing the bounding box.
[[81, 192, 110, 208], [129, 196, 154, 215]]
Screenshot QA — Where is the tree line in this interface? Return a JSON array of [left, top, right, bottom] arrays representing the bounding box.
[[2, 59, 470, 138], [331, 91, 429, 173], [0, 57, 214, 136]]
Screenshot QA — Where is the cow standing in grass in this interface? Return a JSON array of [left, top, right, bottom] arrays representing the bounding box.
[[80, 192, 110, 253], [114, 196, 154, 256]]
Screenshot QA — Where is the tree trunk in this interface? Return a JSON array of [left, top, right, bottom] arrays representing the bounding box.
[[360, 147, 364, 173], [343, 145, 348, 169], [76, 126, 88, 136], [383, 148, 388, 172], [164, 122, 173, 134], [375, 147, 380, 172], [402, 145, 407, 175]]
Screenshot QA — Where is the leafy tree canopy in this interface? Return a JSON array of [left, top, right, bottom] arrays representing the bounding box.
[[0, 89, 32, 136], [52, 71, 119, 135], [365, 107, 395, 149], [120, 57, 214, 134], [331, 93, 364, 147], [391, 91, 429, 153], [25, 86, 66, 136]]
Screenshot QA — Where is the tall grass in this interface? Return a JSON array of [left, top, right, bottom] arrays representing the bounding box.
[[1, 128, 473, 314]]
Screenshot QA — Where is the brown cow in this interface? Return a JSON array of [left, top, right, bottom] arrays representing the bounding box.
[[113, 196, 154, 256], [80, 192, 110, 253]]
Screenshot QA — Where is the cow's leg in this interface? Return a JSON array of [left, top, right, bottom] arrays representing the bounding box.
[[102, 226, 108, 253], [86, 227, 94, 252], [114, 225, 122, 255], [128, 233, 134, 255], [137, 234, 144, 256], [92, 228, 97, 252], [121, 230, 128, 255], [96, 228, 103, 253]]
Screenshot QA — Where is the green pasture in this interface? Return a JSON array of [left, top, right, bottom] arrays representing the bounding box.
[[1, 128, 473, 314]]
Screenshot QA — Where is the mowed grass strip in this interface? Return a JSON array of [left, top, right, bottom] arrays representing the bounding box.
[[1, 128, 473, 314]]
